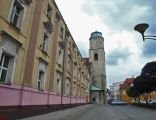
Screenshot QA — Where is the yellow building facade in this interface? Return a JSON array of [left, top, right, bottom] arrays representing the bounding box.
[[0, 0, 90, 119]]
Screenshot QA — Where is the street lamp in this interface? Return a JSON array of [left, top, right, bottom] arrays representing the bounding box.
[[134, 23, 156, 41]]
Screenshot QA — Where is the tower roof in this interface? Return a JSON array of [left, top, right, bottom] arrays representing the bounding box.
[[90, 31, 102, 39]]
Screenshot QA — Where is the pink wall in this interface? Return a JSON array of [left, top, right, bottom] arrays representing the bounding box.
[[71, 97, 76, 104], [0, 84, 87, 106]]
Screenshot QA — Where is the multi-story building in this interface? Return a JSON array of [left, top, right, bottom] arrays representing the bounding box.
[[111, 81, 123, 100], [0, 0, 90, 119], [120, 78, 134, 103]]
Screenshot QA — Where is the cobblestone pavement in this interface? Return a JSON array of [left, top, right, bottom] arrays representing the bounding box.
[[62, 104, 156, 120], [21, 104, 156, 120], [20, 104, 93, 120]]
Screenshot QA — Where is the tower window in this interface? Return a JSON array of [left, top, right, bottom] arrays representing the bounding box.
[[94, 53, 98, 61]]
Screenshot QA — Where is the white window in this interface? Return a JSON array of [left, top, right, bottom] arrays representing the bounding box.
[[47, 4, 52, 18], [0, 53, 11, 83], [0, 34, 19, 84], [37, 62, 46, 90], [9, 0, 24, 28], [42, 28, 49, 53]]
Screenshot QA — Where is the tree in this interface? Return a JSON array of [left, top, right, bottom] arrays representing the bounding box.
[[141, 61, 156, 91], [133, 76, 149, 104], [126, 87, 139, 98]]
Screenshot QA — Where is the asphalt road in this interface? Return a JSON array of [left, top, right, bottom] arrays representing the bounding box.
[[61, 104, 156, 120]]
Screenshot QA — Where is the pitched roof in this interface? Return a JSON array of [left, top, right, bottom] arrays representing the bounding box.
[[120, 78, 134, 89]]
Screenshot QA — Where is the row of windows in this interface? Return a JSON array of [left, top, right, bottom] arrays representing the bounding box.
[[1, 0, 89, 93]]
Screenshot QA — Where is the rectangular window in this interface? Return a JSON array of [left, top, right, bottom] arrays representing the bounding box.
[[0, 51, 15, 84], [10, 0, 24, 28], [42, 28, 49, 53], [0, 53, 10, 83], [37, 70, 45, 90], [47, 4, 52, 18], [56, 79, 60, 94], [73, 86, 75, 96], [60, 27, 64, 39], [37, 62, 46, 90], [57, 48, 63, 66], [42, 32, 49, 52], [67, 83, 69, 96]]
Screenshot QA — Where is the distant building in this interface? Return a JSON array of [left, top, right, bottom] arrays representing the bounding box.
[[120, 78, 134, 103], [111, 81, 123, 100]]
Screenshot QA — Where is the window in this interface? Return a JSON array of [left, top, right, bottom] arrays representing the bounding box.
[[56, 72, 62, 94], [47, 4, 52, 18], [67, 83, 69, 96], [10, 0, 24, 28], [56, 79, 60, 94], [74, 65, 77, 77], [37, 70, 45, 90], [37, 62, 46, 90], [57, 48, 63, 66], [60, 27, 64, 38], [94, 53, 98, 61], [0, 34, 19, 84], [67, 56, 71, 72], [73, 85, 76, 96], [0, 53, 11, 83], [42, 27, 49, 53], [55, 12, 61, 22]]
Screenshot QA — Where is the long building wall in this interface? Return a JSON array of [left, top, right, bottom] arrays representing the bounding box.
[[0, 0, 90, 115]]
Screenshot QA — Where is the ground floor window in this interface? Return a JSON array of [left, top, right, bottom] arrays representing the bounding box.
[[0, 53, 10, 83], [0, 33, 20, 84], [37, 61, 47, 90]]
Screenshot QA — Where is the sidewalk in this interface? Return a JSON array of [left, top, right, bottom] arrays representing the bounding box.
[[20, 104, 93, 120]]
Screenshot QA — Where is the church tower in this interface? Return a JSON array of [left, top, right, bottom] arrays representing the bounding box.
[[89, 31, 106, 104]]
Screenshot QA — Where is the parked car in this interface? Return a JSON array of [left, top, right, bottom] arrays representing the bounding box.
[[148, 99, 156, 104], [110, 100, 127, 106], [140, 99, 156, 104]]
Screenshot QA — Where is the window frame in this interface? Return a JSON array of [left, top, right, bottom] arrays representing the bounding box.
[[57, 47, 63, 66], [47, 4, 52, 19], [0, 49, 16, 84], [8, 0, 25, 29], [37, 61, 47, 91], [42, 26, 50, 53]]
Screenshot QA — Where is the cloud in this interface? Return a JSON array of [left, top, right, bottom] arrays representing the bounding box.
[[82, 0, 156, 32], [106, 47, 132, 65]]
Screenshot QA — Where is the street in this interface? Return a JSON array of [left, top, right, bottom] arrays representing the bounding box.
[[21, 104, 156, 120]]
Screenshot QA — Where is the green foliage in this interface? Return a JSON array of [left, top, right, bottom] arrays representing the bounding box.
[[128, 61, 156, 104], [126, 87, 139, 98]]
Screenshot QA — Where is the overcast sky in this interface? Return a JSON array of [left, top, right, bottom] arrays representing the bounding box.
[[55, 0, 156, 88]]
